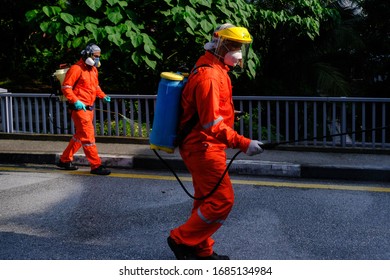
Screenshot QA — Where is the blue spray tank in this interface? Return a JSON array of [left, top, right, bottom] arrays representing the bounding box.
[[150, 72, 188, 153]]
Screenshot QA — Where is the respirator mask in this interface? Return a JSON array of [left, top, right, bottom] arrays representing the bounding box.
[[85, 56, 101, 67], [216, 39, 250, 71], [81, 44, 101, 68], [224, 50, 243, 68]]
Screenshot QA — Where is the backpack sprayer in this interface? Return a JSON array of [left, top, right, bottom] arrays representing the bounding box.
[[149, 70, 229, 200], [52, 65, 70, 102], [149, 68, 247, 201], [50, 66, 133, 132], [47, 66, 70, 131]]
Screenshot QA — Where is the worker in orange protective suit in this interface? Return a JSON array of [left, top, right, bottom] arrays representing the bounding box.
[[167, 24, 264, 260], [56, 43, 111, 175]]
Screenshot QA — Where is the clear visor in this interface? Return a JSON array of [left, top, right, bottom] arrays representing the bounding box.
[[213, 38, 250, 71]]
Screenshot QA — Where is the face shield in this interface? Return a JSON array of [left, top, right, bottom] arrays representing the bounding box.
[[205, 26, 252, 72], [213, 38, 251, 72]]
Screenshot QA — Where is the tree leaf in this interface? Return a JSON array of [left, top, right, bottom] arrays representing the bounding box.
[[85, 16, 100, 24], [91, 27, 105, 42], [117, 1, 128, 8], [144, 44, 151, 54], [106, 0, 117, 6], [25, 9, 39, 22], [39, 22, 50, 32], [184, 16, 198, 31], [143, 55, 157, 69], [73, 24, 85, 36], [186, 26, 195, 35], [72, 37, 84, 48], [105, 26, 115, 35], [42, 6, 61, 17], [60, 13, 74, 25], [200, 19, 213, 33], [65, 26, 74, 35], [85, 0, 102, 12], [247, 59, 256, 79], [106, 6, 123, 24], [130, 33, 143, 48], [108, 33, 125, 46], [131, 52, 141, 65], [85, 23, 97, 32], [198, 0, 212, 8], [153, 50, 163, 60], [55, 32, 65, 44]]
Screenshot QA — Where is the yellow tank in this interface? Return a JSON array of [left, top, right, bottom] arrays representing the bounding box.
[[53, 68, 69, 101], [53, 68, 69, 85]]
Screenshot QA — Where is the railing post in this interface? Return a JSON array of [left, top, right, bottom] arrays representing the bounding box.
[[2, 91, 14, 133], [341, 100, 347, 147]]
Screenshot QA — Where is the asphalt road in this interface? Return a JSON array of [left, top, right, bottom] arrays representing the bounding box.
[[0, 164, 390, 260]]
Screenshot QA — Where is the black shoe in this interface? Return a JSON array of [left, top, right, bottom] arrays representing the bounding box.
[[196, 252, 230, 260], [90, 165, 111, 175], [56, 160, 78, 170], [167, 236, 196, 260]]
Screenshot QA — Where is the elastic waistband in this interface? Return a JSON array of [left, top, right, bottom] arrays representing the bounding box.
[[67, 103, 94, 111]]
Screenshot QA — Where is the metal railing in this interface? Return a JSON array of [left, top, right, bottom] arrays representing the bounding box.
[[0, 93, 155, 138], [1, 92, 389, 150]]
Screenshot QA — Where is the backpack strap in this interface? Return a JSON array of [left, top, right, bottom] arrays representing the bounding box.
[[70, 64, 82, 90], [65, 64, 83, 110], [174, 64, 213, 146]]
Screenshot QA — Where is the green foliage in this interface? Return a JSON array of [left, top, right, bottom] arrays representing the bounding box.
[[22, 0, 251, 92], [234, 110, 281, 141], [22, 0, 339, 94], [96, 119, 148, 137], [25, 0, 161, 69], [246, 0, 361, 97], [7, 0, 386, 97], [251, 0, 339, 39]]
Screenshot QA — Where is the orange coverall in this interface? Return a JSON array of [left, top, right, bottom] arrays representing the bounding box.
[[169, 51, 251, 257], [59, 59, 107, 170]]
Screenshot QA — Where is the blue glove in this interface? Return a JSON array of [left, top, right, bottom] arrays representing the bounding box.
[[74, 100, 86, 111], [103, 96, 111, 103]]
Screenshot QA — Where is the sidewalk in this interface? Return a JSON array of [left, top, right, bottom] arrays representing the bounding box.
[[0, 135, 390, 182]]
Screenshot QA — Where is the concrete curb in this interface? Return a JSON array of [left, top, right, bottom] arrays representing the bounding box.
[[229, 160, 301, 177], [0, 152, 56, 165], [71, 154, 135, 169], [1, 152, 389, 182], [0, 151, 301, 178]]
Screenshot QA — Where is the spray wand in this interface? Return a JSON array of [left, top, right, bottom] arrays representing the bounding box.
[[260, 125, 388, 149]]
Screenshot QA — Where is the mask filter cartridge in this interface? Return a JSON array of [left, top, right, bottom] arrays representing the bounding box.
[[85, 57, 95, 66], [85, 57, 101, 67]]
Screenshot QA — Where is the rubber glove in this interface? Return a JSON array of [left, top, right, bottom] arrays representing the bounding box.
[[74, 100, 86, 111], [103, 96, 111, 103], [245, 140, 264, 156]]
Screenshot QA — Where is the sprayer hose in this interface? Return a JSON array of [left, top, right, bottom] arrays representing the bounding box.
[[152, 149, 242, 200]]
